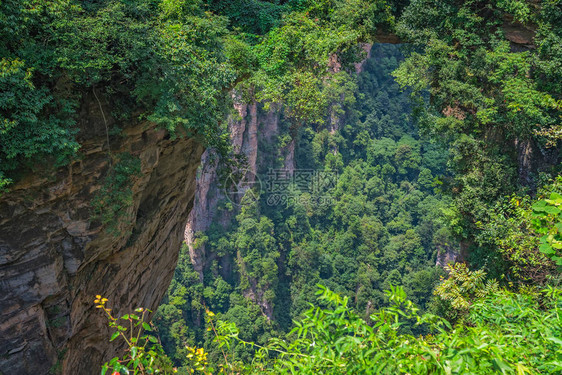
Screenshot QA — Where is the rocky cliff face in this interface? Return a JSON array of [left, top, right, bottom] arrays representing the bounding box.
[[183, 99, 285, 317], [0, 94, 204, 375], [184, 99, 282, 258], [185, 99, 259, 281]]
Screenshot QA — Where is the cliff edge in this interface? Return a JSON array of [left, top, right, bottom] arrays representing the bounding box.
[[0, 94, 204, 375]]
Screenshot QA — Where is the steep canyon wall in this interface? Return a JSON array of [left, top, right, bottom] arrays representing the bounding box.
[[0, 95, 205, 375], [184, 100, 286, 279]]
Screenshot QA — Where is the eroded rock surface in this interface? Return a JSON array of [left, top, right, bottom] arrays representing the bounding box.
[[184, 98, 282, 275], [183, 100, 286, 319], [0, 95, 204, 375]]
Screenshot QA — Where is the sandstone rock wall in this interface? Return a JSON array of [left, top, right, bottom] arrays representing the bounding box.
[[0, 94, 204, 375]]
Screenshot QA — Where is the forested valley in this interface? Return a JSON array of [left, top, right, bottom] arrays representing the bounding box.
[[155, 44, 454, 362], [1, 0, 562, 374]]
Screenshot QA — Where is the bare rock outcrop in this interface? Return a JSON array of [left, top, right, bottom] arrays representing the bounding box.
[[184, 99, 281, 269], [183, 100, 285, 319]]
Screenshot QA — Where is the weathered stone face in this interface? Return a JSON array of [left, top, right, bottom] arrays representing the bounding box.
[[0, 95, 204, 375], [184, 99, 282, 280]]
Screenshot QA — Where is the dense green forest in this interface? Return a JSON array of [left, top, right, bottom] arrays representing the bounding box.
[[2, 0, 562, 374], [154, 44, 454, 364]]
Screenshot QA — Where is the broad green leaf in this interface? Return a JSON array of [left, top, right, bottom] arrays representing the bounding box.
[[533, 201, 547, 211], [552, 242, 562, 250], [539, 243, 554, 254], [148, 335, 158, 343], [550, 192, 562, 201], [492, 358, 512, 373]]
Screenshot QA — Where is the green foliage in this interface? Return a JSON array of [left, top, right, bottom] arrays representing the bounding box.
[[209, 284, 562, 374], [0, 0, 400, 195], [8, 0, 559, 372], [434, 263, 498, 320], [91, 153, 142, 236], [109, 281, 562, 374], [0, 172, 11, 196], [533, 190, 562, 267], [0, 0, 236, 190], [226, 0, 393, 130], [96, 296, 178, 374], [0, 56, 79, 188], [393, 0, 562, 247], [207, 0, 288, 34], [155, 44, 453, 365], [473, 177, 562, 284]]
